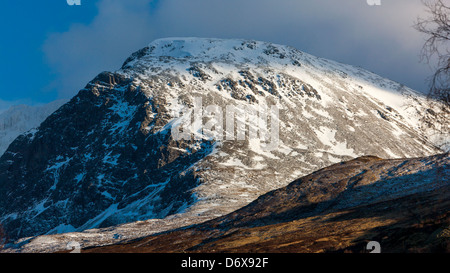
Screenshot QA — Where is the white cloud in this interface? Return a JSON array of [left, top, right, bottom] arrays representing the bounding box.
[[43, 0, 155, 99], [43, 0, 433, 99]]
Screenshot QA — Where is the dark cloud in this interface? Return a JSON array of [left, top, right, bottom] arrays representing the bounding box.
[[43, 0, 434, 99]]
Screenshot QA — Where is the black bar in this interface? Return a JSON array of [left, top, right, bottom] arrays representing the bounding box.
[[0, 253, 447, 272]]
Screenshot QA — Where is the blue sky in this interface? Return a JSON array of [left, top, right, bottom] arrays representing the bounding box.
[[0, 1, 98, 106], [0, 0, 164, 109], [0, 0, 435, 111]]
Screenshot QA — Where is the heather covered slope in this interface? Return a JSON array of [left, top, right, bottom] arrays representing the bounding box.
[[83, 153, 450, 253]]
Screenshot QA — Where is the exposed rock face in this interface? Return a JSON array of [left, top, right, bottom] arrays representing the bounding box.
[[0, 38, 447, 243], [0, 72, 212, 240], [82, 153, 450, 253]]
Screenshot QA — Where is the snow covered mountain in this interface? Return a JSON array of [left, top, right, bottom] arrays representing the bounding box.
[[0, 100, 66, 156], [0, 38, 447, 245]]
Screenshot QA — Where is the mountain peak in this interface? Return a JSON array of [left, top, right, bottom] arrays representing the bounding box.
[[121, 37, 301, 69]]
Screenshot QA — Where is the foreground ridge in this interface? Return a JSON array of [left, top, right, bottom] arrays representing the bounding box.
[[83, 153, 450, 253]]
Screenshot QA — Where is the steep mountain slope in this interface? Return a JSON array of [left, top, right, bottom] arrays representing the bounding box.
[[83, 153, 450, 253], [0, 100, 66, 156], [0, 38, 447, 243]]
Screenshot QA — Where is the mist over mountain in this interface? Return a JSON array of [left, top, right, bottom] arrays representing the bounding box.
[[0, 100, 67, 157]]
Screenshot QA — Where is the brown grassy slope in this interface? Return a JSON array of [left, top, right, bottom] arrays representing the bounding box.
[[82, 154, 450, 253]]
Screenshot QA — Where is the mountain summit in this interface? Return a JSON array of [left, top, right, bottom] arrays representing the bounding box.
[[0, 38, 447, 243]]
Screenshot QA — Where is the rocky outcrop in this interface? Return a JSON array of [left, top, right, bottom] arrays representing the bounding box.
[[0, 71, 213, 240]]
